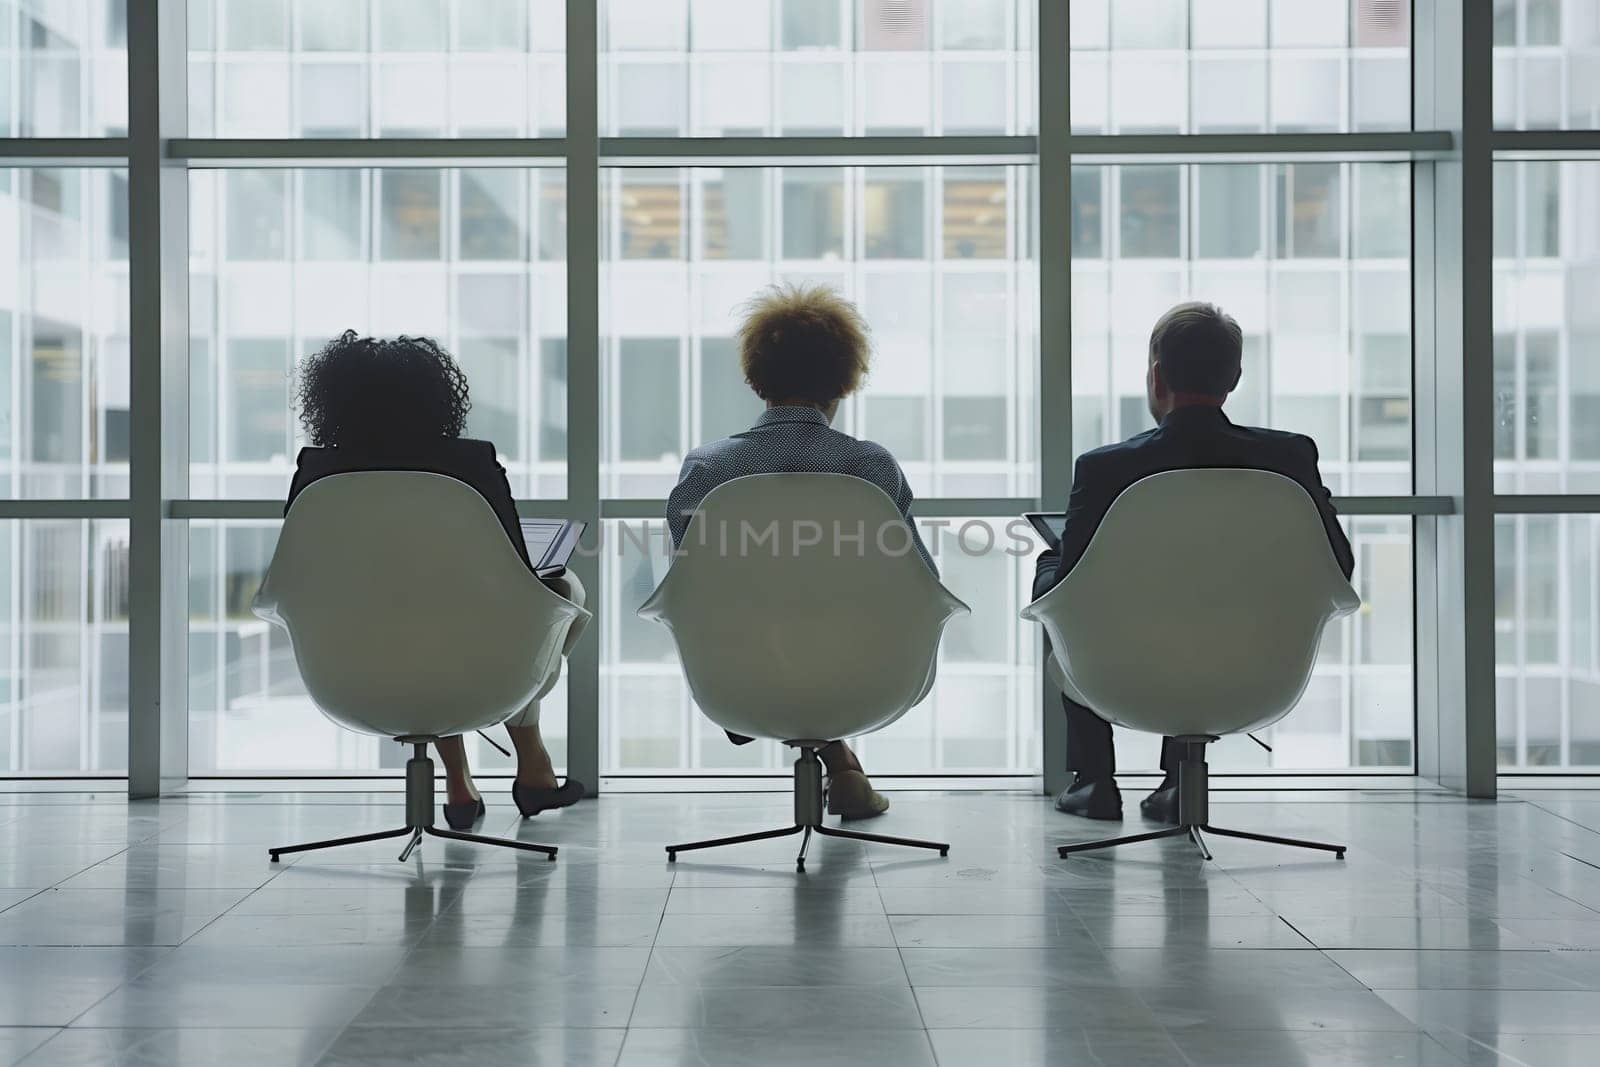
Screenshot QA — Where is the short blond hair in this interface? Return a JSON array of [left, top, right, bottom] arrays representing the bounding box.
[[736, 283, 871, 406]]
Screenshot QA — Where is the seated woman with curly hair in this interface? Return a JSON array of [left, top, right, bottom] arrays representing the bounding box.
[[665, 284, 937, 820], [288, 330, 585, 829]]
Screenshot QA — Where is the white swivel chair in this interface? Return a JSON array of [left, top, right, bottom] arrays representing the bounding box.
[[253, 471, 590, 864], [1021, 468, 1360, 862], [639, 473, 970, 870]]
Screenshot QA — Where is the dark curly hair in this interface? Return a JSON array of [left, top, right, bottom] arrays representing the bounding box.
[[737, 283, 871, 407], [296, 330, 471, 447]]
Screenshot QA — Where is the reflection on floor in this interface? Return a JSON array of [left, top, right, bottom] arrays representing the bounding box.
[[2, 787, 1600, 1065]]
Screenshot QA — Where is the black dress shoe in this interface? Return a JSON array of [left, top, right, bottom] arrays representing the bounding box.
[[1054, 775, 1122, 821], [1140, 781, 1180, 824], [442, 797, 485, 830], [512, 779, 586, 818]]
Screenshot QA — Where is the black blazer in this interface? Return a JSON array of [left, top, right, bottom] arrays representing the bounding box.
[[1033, 407, 1355, 601], [285, 438, 531, 568]]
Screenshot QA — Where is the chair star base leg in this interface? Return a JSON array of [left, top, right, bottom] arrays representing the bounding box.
[[268, 825, 556, 863], [663, 745, 952, 869], [664, 821, 951, 867], [427, 825, 558, 860], [267, 823, 559, 863], [815, 824, 949, 857], [1057, 825, 1188, 858], [268, 826, 413, 862], [665, 824, 804, 862], [1202, 824, 1346, 859], [267, 742, 559, 863], [1057, 739, 1349, 863]]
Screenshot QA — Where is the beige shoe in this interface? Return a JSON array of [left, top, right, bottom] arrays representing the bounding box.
[[826, 769, 890, 820]]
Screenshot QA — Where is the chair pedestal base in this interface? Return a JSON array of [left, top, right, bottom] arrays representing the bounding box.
[[1057, 738, 1345, 862], [665, 746, 950, 871], [267, 743, 558, 864]]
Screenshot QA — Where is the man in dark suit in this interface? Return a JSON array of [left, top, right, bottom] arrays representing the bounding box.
[[1034, 302, 1355, 824]]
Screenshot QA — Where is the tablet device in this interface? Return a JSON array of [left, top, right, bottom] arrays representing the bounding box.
[[1023, 512, 1066, 550], [519, 519, 587, 579]]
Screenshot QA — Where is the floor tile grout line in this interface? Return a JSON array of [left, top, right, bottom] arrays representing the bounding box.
[[0, 887, 49, 915], [1319, 943, 1389, 995], [615, 857, 676, 1054], [871, 843, 936, 1046], [11, 1031, 69, 1067], [1276, 914, 1320, 949], [2, 810, 198, 1006], [1435, 1023, 1539, 1066], [1561, 849, 1600, 874], [1521, 796, 1600, 837], [51, 942, 184, 1032], [1166, 1029, 1201, 1067]]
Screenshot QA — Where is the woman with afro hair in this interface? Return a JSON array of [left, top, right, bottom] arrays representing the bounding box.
[[287, 330, 586, 828], [664, 284, 937, 820]]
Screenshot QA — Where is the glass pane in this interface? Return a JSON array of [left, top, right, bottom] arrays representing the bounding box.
[[1497, 514, 1600, 770], [189, 168, 567, 499], [865, 168, 927, 259], [186, 520, 569, 774], [0, 0, 127, 136], [0, 168, 129, 499], [0, 520, 129, 776], [1195, 165, 1262, 259], [1494, 0, 1600, 129], [783, 168, 845, 259], [187, 0, 566, 136], [600, 515, 1041, 775], [601, 0, 1035, 136], [600, 165, 1037, 499], [1493, 161, 1600, 492], [1072, 163, 1412, 496], [1071, 0, 1412, 133]]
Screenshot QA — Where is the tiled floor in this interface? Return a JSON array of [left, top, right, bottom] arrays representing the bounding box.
[[2, 786, 1600, 1065]]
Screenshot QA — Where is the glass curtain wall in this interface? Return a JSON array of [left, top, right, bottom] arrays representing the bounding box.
[[0, 0, 130, 772], [1068, 0, 1418, 772], [1493, 0, 1600, 771], [185, 161, 568, 773], [16, 0, 1534, 782]]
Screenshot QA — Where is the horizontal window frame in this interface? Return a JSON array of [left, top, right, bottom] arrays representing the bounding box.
[[149, 496, 1461, 522], [7, 133, 1465, 169], [0, 138, 132, 165], [145, 132, 1464, 167]]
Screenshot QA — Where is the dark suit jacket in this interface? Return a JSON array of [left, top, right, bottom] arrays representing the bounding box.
[[1032, 406, 1355, 601], [285, 438, 531, 568]]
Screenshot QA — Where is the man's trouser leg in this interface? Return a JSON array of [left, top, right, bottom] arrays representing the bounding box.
[[1061, 692, 1116, 781], [1158, 737, 1181, 782], [1046, 631, 1117, 781], [1048, 635, 1180, 781]]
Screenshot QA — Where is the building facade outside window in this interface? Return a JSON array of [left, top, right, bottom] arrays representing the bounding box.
[[7, 1, 1595, 779]]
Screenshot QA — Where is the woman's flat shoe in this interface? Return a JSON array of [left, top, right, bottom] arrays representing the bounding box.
[[442, 797, 485, 830], [512, 779, 585, 817]]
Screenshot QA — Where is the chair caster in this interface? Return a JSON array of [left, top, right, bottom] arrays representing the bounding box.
[[939, 847, 949, 857], [796, 860, 805, 872], [666, 850, 678, 863]]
